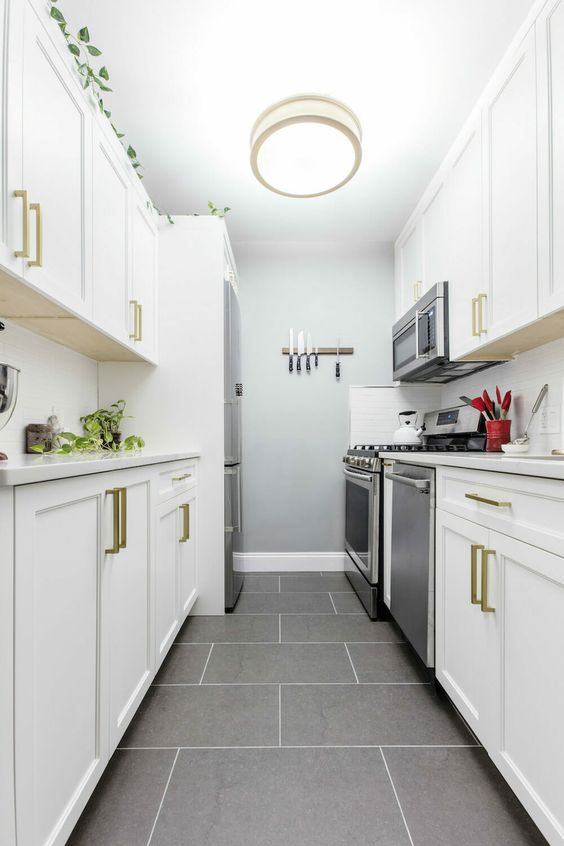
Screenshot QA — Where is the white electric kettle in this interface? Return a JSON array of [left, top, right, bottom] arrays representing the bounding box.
[[392, 410, 424, 445]]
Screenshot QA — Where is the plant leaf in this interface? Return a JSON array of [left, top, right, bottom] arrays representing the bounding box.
[[50, 6, 66, 23], [127, 145, 137, 159], [99, 65, 109, 80], [98, 82, 112, 92], [78, 26, 90, 43], [104, 109, 111, 119], [30, 444, 45, 453], [67, 42, 80, 57], [86, 44, 102, 56], [82, 76, 91, 89]]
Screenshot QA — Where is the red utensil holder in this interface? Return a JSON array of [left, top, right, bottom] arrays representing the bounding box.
[[486, 419, 511, 452]]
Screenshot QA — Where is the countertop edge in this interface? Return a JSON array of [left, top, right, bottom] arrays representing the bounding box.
[[380, 451, 564, 481]]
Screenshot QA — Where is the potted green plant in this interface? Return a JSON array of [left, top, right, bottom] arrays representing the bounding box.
[[80, 400, 129, 450]]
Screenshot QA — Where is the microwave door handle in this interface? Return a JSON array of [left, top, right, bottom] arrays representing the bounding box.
[[414, 310, 430, 360]]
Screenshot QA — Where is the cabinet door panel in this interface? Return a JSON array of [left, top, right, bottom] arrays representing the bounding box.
[[0, 0, 23, 275], [106, 479, 151, 748], [14, 478, 106, 846], [435, 510, 495, 742], [130, 198, 157, 361], [179, 492, 197, 616], [21, 1, 91, 315], [491, 532, 564, 846], [92, 127, 130, 343], [398, 221, 423, 312], [538, 0, 564, 316], [485, 29, 538, 340], [422, 182, 448, 292], [155, 497, 181, 666]]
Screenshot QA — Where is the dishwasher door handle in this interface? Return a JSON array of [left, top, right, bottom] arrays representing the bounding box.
[[385, 471, 430, 492]]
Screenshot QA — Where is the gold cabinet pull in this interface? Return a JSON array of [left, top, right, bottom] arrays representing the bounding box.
[[477, 293, 487, 335], [470, 543, 484, 604], [136, 302, 143, 341], [481, 549, 496, 612], [471, 297, 479, 337], [118, 487, 127, 549], [172, 473, 192, 482], [465, 493, 512, 508], [105, 488, 121, 554], [129, 299, 139, 340], [14, 190, 29, 258], [179, 503, 190, 543], [28, 202, 42, 267]]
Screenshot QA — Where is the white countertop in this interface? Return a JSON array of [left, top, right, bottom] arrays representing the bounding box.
[[0, 450, 200, 486], [381, 450, 564, 480]]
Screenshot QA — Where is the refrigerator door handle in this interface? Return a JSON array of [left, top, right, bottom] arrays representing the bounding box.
[[224, 466, 241, 532]]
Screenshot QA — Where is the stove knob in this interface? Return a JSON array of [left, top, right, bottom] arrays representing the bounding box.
[[364, 458, 371, 468]]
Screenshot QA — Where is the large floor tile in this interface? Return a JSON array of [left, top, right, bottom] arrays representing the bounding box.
[[281, 684, 476, 746], [151, 748, 411, 846], [67, 749, 175, 845], [234, 592, 333, 614], [347, 642, 428, 683], [153, 644, 211, 685], [280, 573, 353, 593], [383, 747, 548, 846], [282, 614, 403, 642], [331, 591, 365, 613], [202, 643, 356, 684], [120, 685, 278, 748], [176, 614, 278, 643], [241, 574, 279, 592]]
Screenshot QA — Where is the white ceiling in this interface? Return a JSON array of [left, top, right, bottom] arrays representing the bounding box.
[[68, 0, 535, 242]]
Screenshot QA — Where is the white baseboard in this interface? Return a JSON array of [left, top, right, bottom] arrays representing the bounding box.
[[233, 552, 346, 573]]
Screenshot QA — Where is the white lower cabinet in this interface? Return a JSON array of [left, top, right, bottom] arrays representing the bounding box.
[[436, 504, 564, 846], [9, 460, 198, 846]]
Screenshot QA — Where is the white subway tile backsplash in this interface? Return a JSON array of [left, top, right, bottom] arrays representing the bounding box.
[[0, 319, 98, 456], [349, 384, 441, 445]]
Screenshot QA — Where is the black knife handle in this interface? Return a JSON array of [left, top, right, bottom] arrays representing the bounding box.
[[306, 355, 311, 372], [289, 354, 293, 373], [335, 361, 341, 379], [297, 356, 301, 373], [315, 353, 319, 367]]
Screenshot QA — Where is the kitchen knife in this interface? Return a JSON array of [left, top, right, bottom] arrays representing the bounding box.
[[306, 332, 313, 372], [297, 330, 304, 373], [314, 346, 319, 367], [289, 328, 294, 373], [335, 338, 341, 380]]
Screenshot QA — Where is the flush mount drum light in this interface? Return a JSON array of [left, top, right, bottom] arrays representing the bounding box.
[[250, 95, 362, 198]]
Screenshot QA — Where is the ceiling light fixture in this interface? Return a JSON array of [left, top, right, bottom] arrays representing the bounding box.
[[250, 95, 362, 198]]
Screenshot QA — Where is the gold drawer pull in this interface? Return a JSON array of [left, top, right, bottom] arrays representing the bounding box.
[[465, 493, 512, 508], [28, 202, 42, 267], [129, 299, 139, 340], [172, 473, 192, 482], [471, 297, 479, 337], [481, 549, 496, 613], [179, 503, 190, 543], [14, 190, 29, 258], [118, 487, 127, 549], [477, 292, 487, 335], [136, 302, 143, 341], [470, 543, 484, 604], [105, 488, 121, 554]]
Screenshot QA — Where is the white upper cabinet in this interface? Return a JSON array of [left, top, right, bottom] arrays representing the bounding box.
[[21, 0, 92, 317], [421, 180, 449, 293], [537, 0, 564, 316], [0, 0, 23, 276], [92, 124, 130, 344], [447, 117, 485, 359], [396, 220, 423, 314], [130, 196, 158, 362], [483, 27, 538, 341]]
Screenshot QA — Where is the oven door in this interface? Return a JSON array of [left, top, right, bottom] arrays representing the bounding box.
[[393, 297, 445, 381], [344, 467, 378, 583]]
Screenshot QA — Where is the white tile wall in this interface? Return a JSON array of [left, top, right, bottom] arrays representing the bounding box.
[[349, 384, 442, 446], [0, 319, 98, 455]]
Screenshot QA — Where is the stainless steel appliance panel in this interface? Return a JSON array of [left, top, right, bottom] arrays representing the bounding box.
[[225, 464, 243, 610], [387, 464, 435, 667], [344, 466, 379, 583]]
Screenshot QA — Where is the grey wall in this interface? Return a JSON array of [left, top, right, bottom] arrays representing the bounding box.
[[233, 241, 394, 553]]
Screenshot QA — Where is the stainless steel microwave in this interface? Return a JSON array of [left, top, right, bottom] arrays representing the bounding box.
[[392, 282, 498, 383]]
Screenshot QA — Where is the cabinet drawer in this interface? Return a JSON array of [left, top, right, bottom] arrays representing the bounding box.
[[436, 466, 564, 557], [155, 461, 197, 503]]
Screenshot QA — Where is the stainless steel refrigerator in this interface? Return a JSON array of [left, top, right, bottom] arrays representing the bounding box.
[[224, 272, 244, 610]]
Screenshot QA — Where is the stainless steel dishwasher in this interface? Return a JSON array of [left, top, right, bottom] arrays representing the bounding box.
[[385, 463, 435, 667]]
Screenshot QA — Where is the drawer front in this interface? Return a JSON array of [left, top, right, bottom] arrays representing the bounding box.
[[155, 461, 197, 503], [436, 466, 564, 557]]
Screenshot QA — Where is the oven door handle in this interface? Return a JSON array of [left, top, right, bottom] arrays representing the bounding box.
[[343, 467, 374, 481], [385, 471, 430, 492]]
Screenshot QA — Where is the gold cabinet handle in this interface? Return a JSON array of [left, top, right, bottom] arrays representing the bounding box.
[[179, 503, 190, 543], [28, 202, 42, 267], [477, 292, 487, 335], [14, 190, 29, 258], [172, 473, 192, 482], [129, 299, 139, 340], [136, 302, 143, 341], [118, 487, 127, 549], [470, 543, 484, 604], [481, 549, 496, 612], [105, 488, 121, 554], [465, 493, 512, 508], [471, 297, 479, 337]]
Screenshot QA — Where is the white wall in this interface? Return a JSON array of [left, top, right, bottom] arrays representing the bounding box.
[[233, 241, 395, 562], [0, 319, 98, 456]]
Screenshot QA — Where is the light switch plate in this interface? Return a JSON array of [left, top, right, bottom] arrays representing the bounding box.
[[538, 405, 560, 434]]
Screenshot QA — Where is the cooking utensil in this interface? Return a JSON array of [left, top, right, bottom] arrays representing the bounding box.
[[335, 338, 341, 380], [0, 363, 20, 460], [289, 328, 294, 373], [513, 383, 548, 445], [306, 332, 313, 372], [459, 395, 473, 407], [297, 330, 304, 373]]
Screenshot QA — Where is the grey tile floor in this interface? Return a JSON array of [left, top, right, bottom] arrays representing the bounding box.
[[68, 573, 548, 846]]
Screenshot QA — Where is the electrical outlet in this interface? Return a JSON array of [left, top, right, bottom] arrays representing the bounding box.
[[538, 405, 560, 434]]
